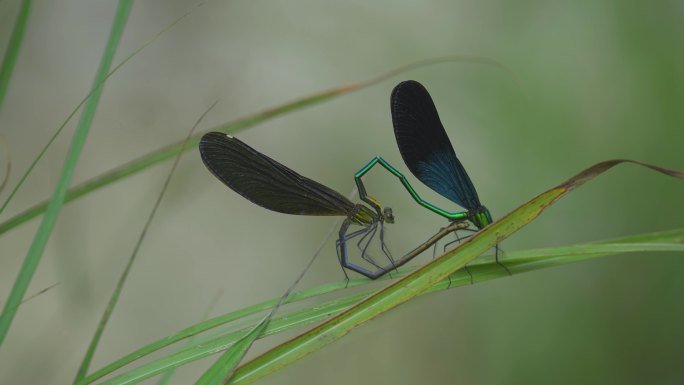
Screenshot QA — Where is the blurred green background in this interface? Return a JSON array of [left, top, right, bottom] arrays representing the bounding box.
[[1, 1, 683, 384]]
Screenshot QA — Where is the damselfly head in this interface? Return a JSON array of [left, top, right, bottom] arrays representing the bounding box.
[[383, 207, 395, 224]]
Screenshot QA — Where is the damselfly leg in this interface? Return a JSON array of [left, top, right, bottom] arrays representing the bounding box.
[[336, 218, 397, 280], [440, 228, 510, 283]]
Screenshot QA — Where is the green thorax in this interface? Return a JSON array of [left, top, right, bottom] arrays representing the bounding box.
[[350, 204, 379, 225], [468, 206, 492, 229]]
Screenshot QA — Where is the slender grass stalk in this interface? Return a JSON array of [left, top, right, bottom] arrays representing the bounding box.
[[0, 1, 201, 217], [79, 269, 378, 384], [195, 315, 272, 385], [73, 101, 217, 383], [0, 0, 133, 348], [156, 290, 223, 385], [0, 282, 60, 307], [0, 0, 32, 112], [0, 137, 10, 194], [196, 216, 342, 384]]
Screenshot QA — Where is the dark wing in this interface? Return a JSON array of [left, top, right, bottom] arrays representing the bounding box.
[[199, 132, 355, 216], [391, 80, 481, 210]]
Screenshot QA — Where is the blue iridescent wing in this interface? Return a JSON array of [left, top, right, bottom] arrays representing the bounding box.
[[391, 80, 482, 210], [199, 132, 355, 216]]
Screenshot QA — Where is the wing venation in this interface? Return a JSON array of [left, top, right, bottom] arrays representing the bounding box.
[[391, 80, 482, 209], [199, 132, 355, 216]]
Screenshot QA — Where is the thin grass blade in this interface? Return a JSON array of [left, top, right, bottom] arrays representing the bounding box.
[[73, 101, 217, 383], [83, 236, 684, 385], [195, 216, 340, 384], [79, 273, 373, 384], [0, 0, 133, 348], [194, 316, 271, 385], [0, 137, 10, 194], [0, 1, 201, 217], [156, 290, 223, 385], [0, 0, 32, 111]]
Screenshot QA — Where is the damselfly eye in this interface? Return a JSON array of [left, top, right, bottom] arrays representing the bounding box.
[[383, 207, 395, 223]]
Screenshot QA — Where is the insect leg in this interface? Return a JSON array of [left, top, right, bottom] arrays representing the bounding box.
[[495, 244, 512, 276]]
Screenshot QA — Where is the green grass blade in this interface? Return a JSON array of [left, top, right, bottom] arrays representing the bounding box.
[[156, 290, 224, 385], [227, 159, 684, 385], [80, 276, 365, 384], [0, 3, 198, 217], [194, 316, 271, 385], [0, 138, 10, 194], [73, 102, 217, 383], [0, 55, 510, 236], [0, 0, 32, 111], [85, 290, 382, 385], [0, 0, 133, 348], [82, 238, 684, 385], [79, 229, 684, 385], [0, 282, 61, 308], [195, 219, 336, 385]]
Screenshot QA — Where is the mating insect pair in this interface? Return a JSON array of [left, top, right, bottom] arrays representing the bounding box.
[[199, 80, 506, 280]]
